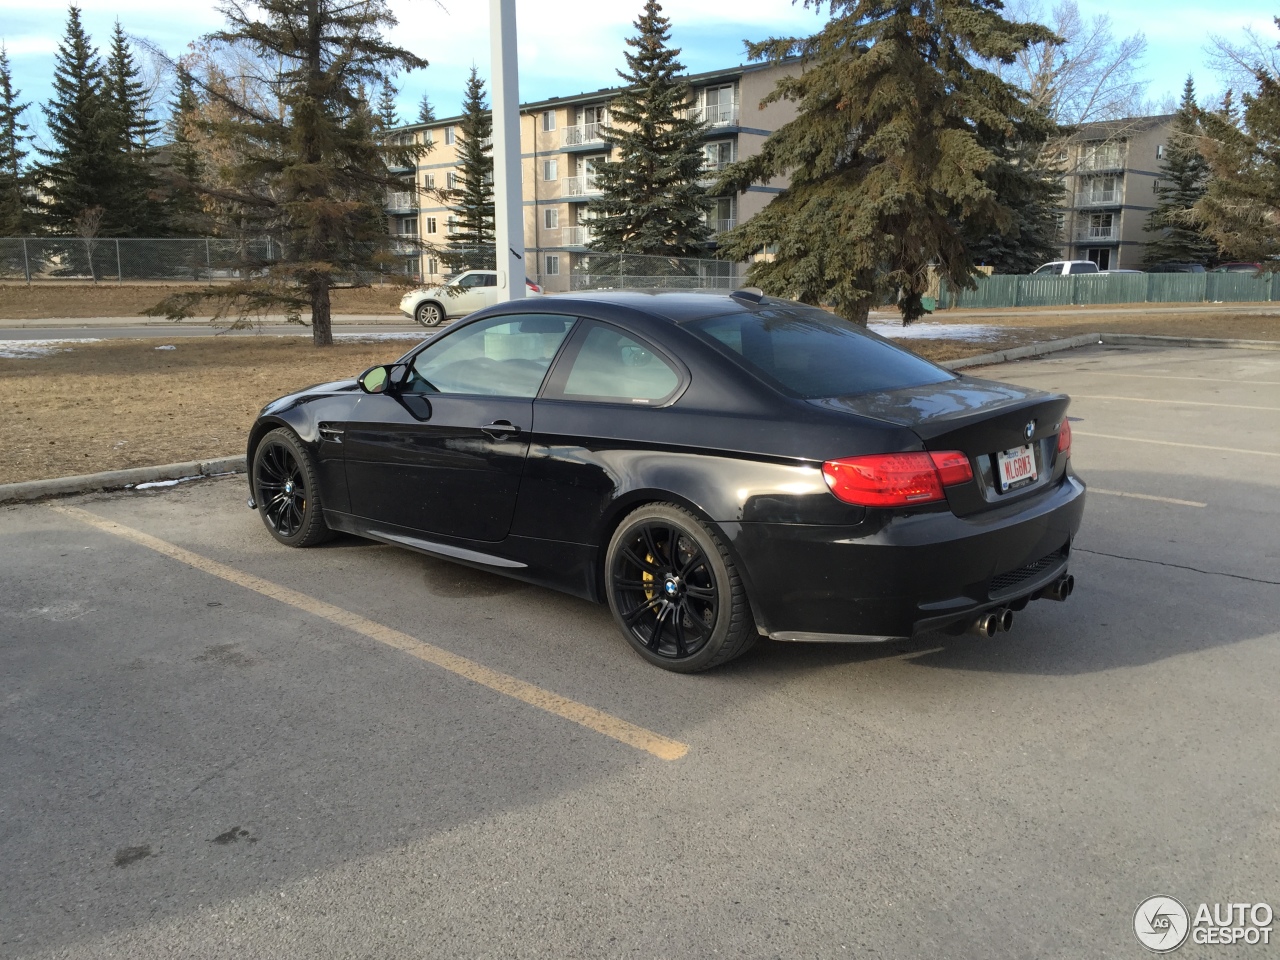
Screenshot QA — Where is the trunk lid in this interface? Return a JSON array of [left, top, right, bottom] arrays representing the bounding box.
[[808, 376, 1070, 516]]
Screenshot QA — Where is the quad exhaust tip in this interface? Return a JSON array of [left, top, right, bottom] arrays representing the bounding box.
[[1038, 575, 1075, 602], [968, 607, 1013, 638]]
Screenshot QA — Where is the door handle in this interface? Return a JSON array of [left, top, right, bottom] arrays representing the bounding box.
[[481, 420, 522, 439]]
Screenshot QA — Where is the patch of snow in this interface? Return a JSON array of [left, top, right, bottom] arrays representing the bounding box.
[[132, 475, 201, 490], [154, 344, 177, 350], [0, 338, 102, 359], [869, 322, 1003, 342], [334, 332, 427, 342]]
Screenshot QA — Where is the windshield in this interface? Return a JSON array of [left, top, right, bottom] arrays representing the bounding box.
[[686, 305, 954, 400]]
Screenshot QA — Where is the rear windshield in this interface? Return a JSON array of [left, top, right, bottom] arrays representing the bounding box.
[[685, 306, 954, 399]]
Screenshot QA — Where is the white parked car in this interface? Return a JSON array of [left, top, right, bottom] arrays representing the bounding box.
[[1031, 260, 1100, 276], [399, 270, 543, 326]]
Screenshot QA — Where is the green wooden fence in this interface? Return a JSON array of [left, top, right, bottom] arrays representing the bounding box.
[[938, 272, 1280, 309]]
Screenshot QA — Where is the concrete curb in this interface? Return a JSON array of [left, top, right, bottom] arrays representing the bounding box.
[[1098, 333, 1280, 350], [0, 456, 246, 505], [940, 332, 1102, 371]]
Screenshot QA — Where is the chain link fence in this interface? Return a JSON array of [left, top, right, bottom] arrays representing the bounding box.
[[0, 237, 283, 283], [568, 253, 745, 292]]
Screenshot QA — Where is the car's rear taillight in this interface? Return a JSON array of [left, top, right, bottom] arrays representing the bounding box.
[[1057, 417, 1072, 459], [821, 451, 973, 507], [526, 279, 542, 293]]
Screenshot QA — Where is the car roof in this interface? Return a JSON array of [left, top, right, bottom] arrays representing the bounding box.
[[526, 289, 757, 323]]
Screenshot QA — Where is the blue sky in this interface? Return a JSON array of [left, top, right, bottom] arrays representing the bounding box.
[[2, 0, 1276, 148]]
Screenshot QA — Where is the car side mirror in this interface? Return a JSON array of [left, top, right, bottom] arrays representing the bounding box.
[[358, 363, 409, 395]]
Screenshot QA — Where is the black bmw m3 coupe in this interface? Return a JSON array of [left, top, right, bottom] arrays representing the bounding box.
[[247, 290, 1085, 672]]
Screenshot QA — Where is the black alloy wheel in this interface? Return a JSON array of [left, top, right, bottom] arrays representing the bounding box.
[[605, 503, 756, 672], [415, 301, 444, 326], [253, 428, 331, 547]]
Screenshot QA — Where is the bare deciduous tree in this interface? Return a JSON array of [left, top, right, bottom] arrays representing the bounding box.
[[993, 0, 1148, 125], [1206, 23, 1280, 95]]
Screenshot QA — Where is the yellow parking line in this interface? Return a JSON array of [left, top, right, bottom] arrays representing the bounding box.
[[1071, 394, 1280, 412], [1074, 431, 1280, 458], [50, 505, 688, 762], [1088, 488, 1207, 508]]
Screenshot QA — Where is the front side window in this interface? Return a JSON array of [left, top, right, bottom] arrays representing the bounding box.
[[409, 314, 576, 398], [557, 325, 681, 404], [687, 306, 953, 400], [454, 272, 486, 288]]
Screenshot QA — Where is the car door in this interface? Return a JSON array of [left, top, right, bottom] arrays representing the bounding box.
[[446, 272, 490, 316], [343, 313, 577, 542]]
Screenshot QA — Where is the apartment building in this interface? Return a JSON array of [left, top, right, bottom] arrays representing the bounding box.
[[1054, 114, 1176, 270], [385, 60, 800, 291]]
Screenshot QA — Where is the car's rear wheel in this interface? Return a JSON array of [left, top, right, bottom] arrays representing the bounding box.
[[604, 503, 756, 672], [414, 301, 444, 326], [253, 428, 332, 547]]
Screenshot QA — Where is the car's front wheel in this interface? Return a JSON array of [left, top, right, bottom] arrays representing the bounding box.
[[252, 428, 332, 547], [414, 301, 444, 326], [604, 503, 757, 672]]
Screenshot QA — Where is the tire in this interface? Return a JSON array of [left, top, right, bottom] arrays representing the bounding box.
[[414, 301, 444, 326], [604, 503, 757, 673], [252, 428, 332, 548]]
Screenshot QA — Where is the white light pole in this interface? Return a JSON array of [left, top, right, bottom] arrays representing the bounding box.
[[490, 0, 526, 302]]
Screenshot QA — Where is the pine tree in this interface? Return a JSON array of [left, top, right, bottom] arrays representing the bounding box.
[[0, 45, 35, 235], [162, 63, 207, 235], [36, 4, 129, 236], [716, 0, 1057, 323], [965, 126, 1066, 273], [417, 93, 436, 124], [1143, 77, 1216, 266], [146, 0, 428, 346], [376, 78, 399, 130], [587, 1, 711, 259], [106, 22, 160, 151], [1196, 59, 1280, 263], [106, 21, 170, 236], [437, 66, 494, 272]]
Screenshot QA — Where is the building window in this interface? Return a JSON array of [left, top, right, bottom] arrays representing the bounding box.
[[1156, 144, 1165, 159], [424, 130, 434, 145], [444, 126, 455, 145], [699, 83, 737, 125], [703, 140, 736, 173], [396, 216, 418, 237], [425, 217, 437, 234], [446, 171, 458, 190], [544, 208, 559, 229], [447, 216, 457, 233], [426, 257, 438, 275], [543, 159, 558, 181], [542, 110, 556, 131], [545, 254, 560, 276], [424, 173, 435, 189]]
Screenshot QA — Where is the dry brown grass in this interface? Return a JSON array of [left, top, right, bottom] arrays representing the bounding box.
[[0, 282, 405, 320], [0, 337, 407, 484]]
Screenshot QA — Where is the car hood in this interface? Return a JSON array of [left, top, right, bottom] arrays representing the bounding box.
[[261, 378, 360, 415]]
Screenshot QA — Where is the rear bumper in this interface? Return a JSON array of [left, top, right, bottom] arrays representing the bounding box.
[[726, 474, 1086, 640]]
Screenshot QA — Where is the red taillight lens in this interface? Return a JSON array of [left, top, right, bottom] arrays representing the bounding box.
[[1057, 417, 1072, 458], [822, 450, 971, 507], [929, 449, 974, 487]]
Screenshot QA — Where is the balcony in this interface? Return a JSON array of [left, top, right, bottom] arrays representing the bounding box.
[[564, 174, 602, 198], [1075, 224, 1120, 243], [390, 238, 420, 255], [561, 122, 606, 148], [698, 159, 733, 185], [567, 225, 597, 247], [386, 191, 418, 212], [689, 104, 739, 128], [1075, 149, 1126, 173], [1075, 187, 1123, 207], [709, 218, 736, 235]]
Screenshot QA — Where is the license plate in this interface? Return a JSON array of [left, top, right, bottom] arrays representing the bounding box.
[[996, 444, 1038, 491]]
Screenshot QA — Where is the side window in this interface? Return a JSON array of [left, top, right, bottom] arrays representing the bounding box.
[[481, 274, 498, 287], [553, 324, 682, 404], [409, 314, 575, 398], [456, 273, 484, 288]]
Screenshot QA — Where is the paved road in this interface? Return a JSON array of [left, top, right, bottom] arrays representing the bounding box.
[[2, 345, 1277, 958]]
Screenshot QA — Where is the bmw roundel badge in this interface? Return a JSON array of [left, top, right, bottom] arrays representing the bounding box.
[[1024, 420, 1036, 441]]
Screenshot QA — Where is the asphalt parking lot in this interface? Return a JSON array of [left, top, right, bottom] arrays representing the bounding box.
[[2, 343, 1277, 959]]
